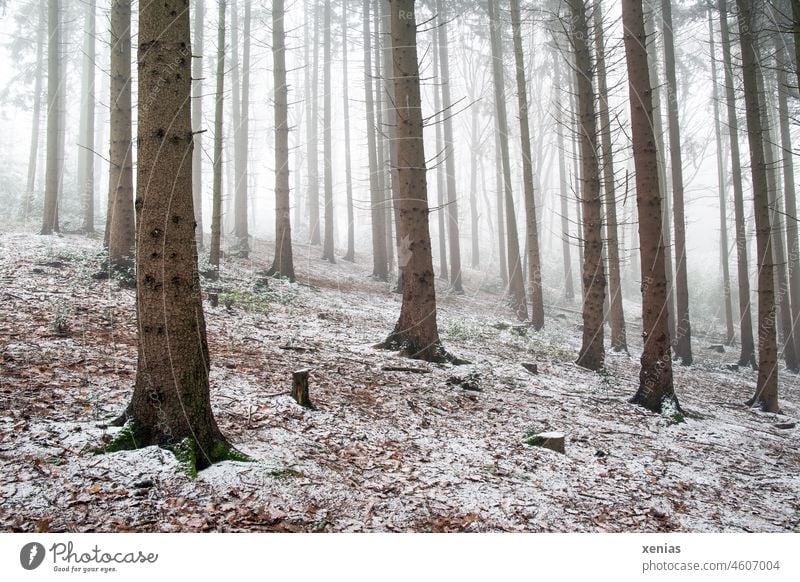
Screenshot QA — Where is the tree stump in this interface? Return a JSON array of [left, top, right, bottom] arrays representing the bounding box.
[[292, 369, 312, 408], [526, 431, 565, 454], [521, 363, 538, 375]]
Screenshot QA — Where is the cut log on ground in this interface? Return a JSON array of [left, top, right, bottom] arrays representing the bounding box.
[[292, 369, 312, 408], [525, 431, 565, 454]]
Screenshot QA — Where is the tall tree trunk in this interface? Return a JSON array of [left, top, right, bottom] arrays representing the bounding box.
[[758, 66, 797, 372], [570, 0, 606, 372], [380, 0, 449, 362], [106, 0, 135, 264], [435, 0, 464, 293], [510, 0, 544, 329], [322, 0, 336, 263], [41, 0, 61, 235], [432, 23, 449, 282], [792, 0, 800, 92], [736, 0, 780, 413], [124, 0, 237, 470], [469, 102, 480, 269], [595, 2, 627, 352], [776, 23, 800, 369], [308, 2, 321, 245], [269, 0, 295, 281], [719, 0, 756, 368], [622, 0, 679, 413], [554, 51, 575, 300], [709, 9, 735, 346], [363, 0, 388, 281], [342, 4, 355, 262], [25, 1, 46, 224], [376, 1, 394, 276], [192, 0, 205, 248], [209, 0, 225, 279], [487, 0, 527, 321], [494, 130, 508, 285], [78, 0, 97, 234], [644, 6, 676, 342], [232, 0, 250, 258], [661, 0, 693, 365]]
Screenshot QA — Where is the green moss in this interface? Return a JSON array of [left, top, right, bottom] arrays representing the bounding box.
[[208, 441, 253, 463], [98, 421, 142, 454], [172, 438, 198, 479], [268, 467, 305, 479], [523, 435, 545, 447]]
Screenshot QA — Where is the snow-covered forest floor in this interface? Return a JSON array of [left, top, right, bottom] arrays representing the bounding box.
[[1, 229, 798, 533]]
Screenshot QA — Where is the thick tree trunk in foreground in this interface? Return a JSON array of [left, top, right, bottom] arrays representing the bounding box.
[[718, 0, 756, 368], [661, 0, 693, 365], [379, 0, 449, 362], [363, 0, 388, 281], [510, 0, 544, 329], [322, 0, 335, 263], [209, 0, 225, 279], [622, 0, 679, 413], [122, 0, 238, 472], [41, 0, 61, 236], [595, 3, 627, 352], [78, 0, 97, 234], [192, 0, 205, 248], [570, 0, 605, 371], [488, 0, 527, 321], [106, 0, 135, 264], [736, 0, 780, 413]]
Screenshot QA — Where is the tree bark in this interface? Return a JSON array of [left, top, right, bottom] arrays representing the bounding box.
[[106, 0, 135, 264], [41, 0, 61, 236], [487, 0, 527, 321], [269, 0, 295, 281], [736, 0, 780, 413], [192, 0, 205, 248], [553, 50, 575, 301], [432, 22, 449, 282], [718, 0, 756, 368], [660, 0, 693, 365], [128, 0, 236, 470], [231, 0, 250, 258], [622, 0, 679, 413], [322, 0, 336, 263], [208, 0, 225, 279], [709, 9, 735, 346], [435, 0, 463, 293], [25, 1, 45, 224], [363, 0, 388, 281], [570, 0, 606, 372], [78, 0, 97, 234], [308, 1, 321, 245], [595, 2, 627, 352], [510, 0, 544, 329], [342, 5, 355, 262], [380, 0, 448, 362]]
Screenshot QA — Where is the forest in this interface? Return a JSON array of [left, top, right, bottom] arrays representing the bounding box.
[[0, 0, 798, 534]]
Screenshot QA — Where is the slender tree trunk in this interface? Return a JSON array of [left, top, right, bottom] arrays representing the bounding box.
[[719, 0, 756, 368], [308, 1, 321, 245], [488, 0, 527, 321], [644, 6, 676, 342], [622, 0, 679, 413], [342, 4, 355, 262], [231, 0, 250, 258], [269, 0, 295, 281], [78, 0, 97, 234], [321, 0, 336, 263], [469, 103, 480, 269], [125, 0, 237, 469], [570, 0, 605, 371], [25, 1, 46, 224], [432, 23, 449, 282], [41, 0, 61, 235], [792, 0, 800, 92], [363, 0, 388, 280], [192, 0, 205, 248], [380, 0, 449, 362], [376, 1, 394, 276], [209, 0, 225, 279], [510, 0, 544, 329], [554, 51, 575, 300], [776, 25, 800, 369], [595, 2, 627, 351], [736, 0, 780, 413], [661, 0, 693, 365], [494, 130, 508, 285], [709, 10, 735, 346], [435, 0, 463, 293], [106, 0, 135, 264]]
